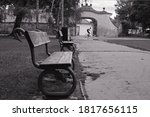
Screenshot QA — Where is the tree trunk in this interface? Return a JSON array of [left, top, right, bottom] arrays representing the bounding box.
[[10, 0, 28, 36], [142, 24, 146, 36], [10, 13, 23, 36], [14, 14, 23, 29]]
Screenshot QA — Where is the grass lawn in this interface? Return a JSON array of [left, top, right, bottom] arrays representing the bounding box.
[[106, 39, 150, 52], [0, 36, 83, 100]]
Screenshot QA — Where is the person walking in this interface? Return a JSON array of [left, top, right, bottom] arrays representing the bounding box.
[[87, 27, 91, 37]]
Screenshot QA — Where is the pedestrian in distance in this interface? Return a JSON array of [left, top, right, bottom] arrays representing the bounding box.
[[87, 27, 91, 37]]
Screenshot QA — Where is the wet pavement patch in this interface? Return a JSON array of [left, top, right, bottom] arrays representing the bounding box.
[[84, 72, 105, 81]]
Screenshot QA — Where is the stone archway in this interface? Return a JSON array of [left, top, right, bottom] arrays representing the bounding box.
[[77, 5, 118, 37], [79, 17, 97, 36]]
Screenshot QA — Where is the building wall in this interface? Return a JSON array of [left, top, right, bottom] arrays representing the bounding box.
[[81, 11, 118, 37]]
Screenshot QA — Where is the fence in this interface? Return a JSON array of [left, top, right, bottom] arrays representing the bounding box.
[[0, 22, 54, 35]]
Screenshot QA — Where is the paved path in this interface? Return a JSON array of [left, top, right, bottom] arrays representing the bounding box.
[[74, 37, 150, 100]]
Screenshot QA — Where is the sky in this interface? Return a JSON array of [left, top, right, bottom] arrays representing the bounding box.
[[80, 0, 117, 18]]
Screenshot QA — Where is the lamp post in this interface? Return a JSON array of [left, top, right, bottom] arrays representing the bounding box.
[[36, 0, 39, 28]]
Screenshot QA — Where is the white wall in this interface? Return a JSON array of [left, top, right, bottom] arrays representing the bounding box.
[[77, 24, 93, 36]]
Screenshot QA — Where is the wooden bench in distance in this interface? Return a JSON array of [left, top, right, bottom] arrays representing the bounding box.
[[13, 28, 77, 98], [58, 30, 76, 53]]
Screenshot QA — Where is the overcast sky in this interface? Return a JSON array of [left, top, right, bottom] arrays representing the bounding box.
[[80, 0, 117, 18]]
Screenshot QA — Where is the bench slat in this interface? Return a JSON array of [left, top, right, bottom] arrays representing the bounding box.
[[58, 52, 72, 64], [41, 52, 72, 65], [62, 41, 74, 44], [28, 31, 50, 47]]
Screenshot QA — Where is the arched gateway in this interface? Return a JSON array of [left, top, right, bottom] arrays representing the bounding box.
[[77, 5, 118, 37]]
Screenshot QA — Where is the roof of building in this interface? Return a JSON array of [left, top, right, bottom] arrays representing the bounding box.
[[78, 5, 112, 15], [79, 19, 91, 23]]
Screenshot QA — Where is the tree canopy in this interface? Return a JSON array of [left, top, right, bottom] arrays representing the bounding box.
[[0, 0, 80, 33], [115, 0, 150, 34], [115, 0, 133, 35], [130, 0, 150, 31]]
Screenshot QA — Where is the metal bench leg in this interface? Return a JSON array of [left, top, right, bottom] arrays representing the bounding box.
[[38, 67, 77, 98], [69, 44, 76, 54], [61, 44, 75, 53], [60, 45, 64, 51], [72, 59, 75, 70]]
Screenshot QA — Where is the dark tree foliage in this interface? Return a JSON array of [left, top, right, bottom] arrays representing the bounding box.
[[52, 0, 79, 27], [115, 0, 150, 35], [130, 0, 150, 32], [115, 0, 133, 35], [0, 0, 37, 34]]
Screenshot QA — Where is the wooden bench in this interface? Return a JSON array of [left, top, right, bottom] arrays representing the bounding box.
[[13, 28, 77, 98], [57, 30, 76, 54]]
